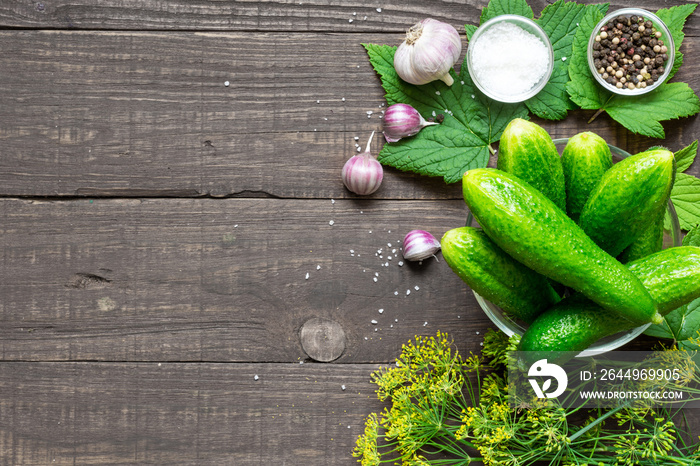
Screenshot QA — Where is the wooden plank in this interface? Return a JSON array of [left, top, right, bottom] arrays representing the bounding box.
[[0, 0, 510, 31], [0, 0, 697, 34], [0, 361, 385, 465], [0, 30, 698, 199], [0, 198, 494, 363], [0, 361, 698, 465]]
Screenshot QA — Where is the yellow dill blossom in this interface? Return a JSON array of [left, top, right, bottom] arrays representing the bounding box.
[[352, 413, 381, 466]]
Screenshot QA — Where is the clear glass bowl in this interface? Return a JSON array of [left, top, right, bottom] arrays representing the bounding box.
[[469, 139, 682, 357], [467, 15, 554, 103], [587, 8, 675, 96]]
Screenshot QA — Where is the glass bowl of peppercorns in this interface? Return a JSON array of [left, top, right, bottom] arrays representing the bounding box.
[[587, 8, 674, 95]]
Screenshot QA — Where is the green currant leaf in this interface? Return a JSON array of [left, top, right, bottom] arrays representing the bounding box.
[[465, 24, 477, 41], [566, 5, 700, 138], [525, 1, 608, 120], [363, 43, 528, 183], [683, 224, 700, 247], [670, 173, 700, 230], [656, 3, 697, 81], [675, 140, 698, 173], [645, 297, 700, 348], [481, 0, 533, 23]]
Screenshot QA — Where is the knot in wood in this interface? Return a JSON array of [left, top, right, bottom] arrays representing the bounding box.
[[300, 318, 345, 362]]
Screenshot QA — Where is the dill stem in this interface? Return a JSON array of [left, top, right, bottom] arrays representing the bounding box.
[[568, 403, 627, 442]]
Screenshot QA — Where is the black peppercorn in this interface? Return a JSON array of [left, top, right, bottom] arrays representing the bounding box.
[[646, 78, 654, 86], [634, 60, 643, 69], [593, 42, 601, 51], [655, 56, 664, 65], [645, 20, 652, 28], [630, 15, 638, 23]]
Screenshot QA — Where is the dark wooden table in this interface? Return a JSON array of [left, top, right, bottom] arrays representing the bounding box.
[[0, 1, 698, 464]]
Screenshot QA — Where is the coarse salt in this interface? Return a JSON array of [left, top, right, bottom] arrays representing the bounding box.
[[470, 22, 550, 98]]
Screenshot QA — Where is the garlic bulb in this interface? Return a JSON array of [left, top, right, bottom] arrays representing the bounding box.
[[394, 18, 462, 86], [383, 103, 438, 142], [342, 131, 383, 195], [402, 230, 441, 261]]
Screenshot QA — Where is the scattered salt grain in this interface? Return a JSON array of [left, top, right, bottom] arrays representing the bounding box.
[[378, 309, 384, 314], [356, 147, 361, 152], [374, 328, 378, 332], [376, 8, 382, 12], [461, 81, 465, 85], [562, 57, 567, 61], [349, 19, 353, 23], [373, 277, 378, 282], [354, 136, 360, 141], [394, 291, 399, 296], [435, 91, 441, 96], [316, 265, 321, 270], [342, 97, 346, 102], [476, 331, 480, 334], [342, 385, 346, 390], [353, 12, 357, 16], [398, 261, 404, 266], [329, 220, 335, 226], [406, 289, 411, 296], [371, 319, 378, 325], [316, 100, 320, 104], [395, 319, 398, 322], [254, 375, 259, 380], [423, 321, 428, 326], [331, 199, 335, 204], [305, 273, 310, 280], [224, 81, 230, 87], [374, 272, 379, 277], [414, 286, 420, 291]]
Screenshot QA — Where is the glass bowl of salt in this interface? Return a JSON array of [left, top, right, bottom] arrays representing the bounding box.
[[466, 15, 553, 103]]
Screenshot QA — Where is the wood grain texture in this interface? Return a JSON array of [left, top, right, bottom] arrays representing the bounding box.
[[0, 30, 698, 199], [0, 0, 509, 31], [0, 198, 492, 363], [0, 361, 385, 465], [0, 0, 697, 35]]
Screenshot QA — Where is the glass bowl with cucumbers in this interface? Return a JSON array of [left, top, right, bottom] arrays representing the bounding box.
[[466, 138, 682, 357]]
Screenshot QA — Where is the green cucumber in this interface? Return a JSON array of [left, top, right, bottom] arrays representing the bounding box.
[[462, 168, 661, 325], [578, 148, 675, 257], [618, 211, 665, 263], [520, 246, 700, 353], [560, 132, 612, 222], [441, 227, 560, 324], [497, 118, 566, 212]]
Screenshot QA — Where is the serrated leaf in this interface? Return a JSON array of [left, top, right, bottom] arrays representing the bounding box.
[[604, 83, 700, 139], [670, 172, 700, 230], [566, 4, 700, 137], [656, 3, 697, 81], [465, 24, 477, 41], [566, 4, 608, 109], [675, 140, 698, 173], [363, 43, 528, 183], [645, 298, 700, 348], [378, 128, 490, 183], [683, 224, 700, 247], [481, 0, 533, 23]]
